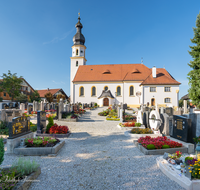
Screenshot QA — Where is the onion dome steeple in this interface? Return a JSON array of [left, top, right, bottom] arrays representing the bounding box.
[[73, 13, 85, 45]]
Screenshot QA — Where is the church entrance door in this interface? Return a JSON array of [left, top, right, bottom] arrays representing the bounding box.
[[103, 98, 109, 106], [151, 98, 155, 106]]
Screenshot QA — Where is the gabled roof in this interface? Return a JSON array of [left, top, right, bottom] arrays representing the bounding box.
[[73, 64, 151, 82], [98, 90, 115, 99], [37, 89, 62, 97], [140, 68, 181, 85]]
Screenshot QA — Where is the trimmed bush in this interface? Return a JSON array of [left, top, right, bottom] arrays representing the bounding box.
[[46, 116, 54, 133], [162, 144, 170, 149], [146, 144, 155, 150]]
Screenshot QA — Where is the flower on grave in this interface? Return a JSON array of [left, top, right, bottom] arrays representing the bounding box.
[[189, 171, 192, 173]]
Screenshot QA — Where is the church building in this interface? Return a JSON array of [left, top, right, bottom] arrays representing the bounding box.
[[70, 15, 181, 108]]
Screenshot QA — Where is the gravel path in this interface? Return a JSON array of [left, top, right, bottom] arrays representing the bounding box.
[[2, 108, 185, 190]]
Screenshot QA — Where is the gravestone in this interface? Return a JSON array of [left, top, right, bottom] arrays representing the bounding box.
[[33, 101, 36, 111], [172, 115, 192, 143], [165, 107, 173, 117], [169, 117, 173, 136], [160, 113, 169, 136], [15, 111, 21, 117], [184, 100, 187, 114], [29, 105, 33, 114], [38, 103, 41, 111], [40, 101, 44, 111], [143, 111, 150, 128], [137, 111, 143, 124], [149, 110, 161, 131], [188, 113, 200, 144], [120, 109, 123, 122], [117, 106, 120, 118], [8, 116, 31, 139], [47, 103, 50, 111], [123, 104, 127, 110], [37, 111, 46, 134]]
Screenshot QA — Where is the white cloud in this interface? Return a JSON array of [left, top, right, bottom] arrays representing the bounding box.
[[43, 28, 75, 45]]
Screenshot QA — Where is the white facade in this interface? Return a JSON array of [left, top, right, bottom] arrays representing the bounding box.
[[72, 82, 179, 108]]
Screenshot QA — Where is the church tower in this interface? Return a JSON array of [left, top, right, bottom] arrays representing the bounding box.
[[70, 13, 87, 103]]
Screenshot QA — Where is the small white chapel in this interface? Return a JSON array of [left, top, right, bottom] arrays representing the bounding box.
[[70, 15, 181, 108]]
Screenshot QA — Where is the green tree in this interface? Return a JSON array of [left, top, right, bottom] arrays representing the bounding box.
[[16, 93, 28, 103], [30, 90, 41, 102], [0, 70, 23, 101], [56, 94, 66, 103], [188, 12, 200, 108], [44, 92, 53, 103]]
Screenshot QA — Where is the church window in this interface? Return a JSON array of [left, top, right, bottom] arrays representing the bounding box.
[[81, 50, 83, 53], [104, 86, 108, 91], [79, 86, 84, 96], [116, 86, 121, 96], [76, 49, 78, 55], [129, 86, 134, 96], [164, 98, 171, 103], [4, 93, 6, 97], [164, 87, 171, 92], [91, 86, 96, 96], [76, 61, 78, 67], [150, 87, 156, 92]]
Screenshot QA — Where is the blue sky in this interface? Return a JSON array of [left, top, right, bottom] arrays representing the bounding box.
[[0, 0, 200, 99]]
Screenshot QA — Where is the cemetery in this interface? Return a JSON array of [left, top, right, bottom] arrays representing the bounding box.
[[1, 97, 200, 189]]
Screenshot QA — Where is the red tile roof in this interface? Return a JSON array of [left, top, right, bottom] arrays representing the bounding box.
[[37, 89, 61, 97], [141, 68, 181, 85], [73, 64, 180, 85]]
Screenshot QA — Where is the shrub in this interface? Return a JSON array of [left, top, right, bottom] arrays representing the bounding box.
[[162, 144, 170, 149], [0, 137, 4, 165], [49, 123, 69, 134], [0, 120, 9, 135], [30, 124, 37, 132], [94, 103, 97, 106], [11, 157, 39, 176], [146, 144, 155, 150], [46, 116, 54, 133], [135, 122, 141, 127], [0, 97, 3, 102], [131, 128, 153, 134]]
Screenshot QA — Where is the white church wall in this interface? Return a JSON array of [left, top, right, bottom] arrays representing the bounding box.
[[143, 85, 179, 108], [74, 82, 124, 106], [123, 82, 142, 108]]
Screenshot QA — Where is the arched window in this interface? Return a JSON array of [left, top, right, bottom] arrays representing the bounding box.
[[76, 61, 78, 67], [129, 86, 134, 96], [76, 49, 78, 55], [91, 86, 96, 96], [117, 86, 121, 96], [104, 86, 108, 91], [79, 86, 84, 96], [164, 98, 171, 103]]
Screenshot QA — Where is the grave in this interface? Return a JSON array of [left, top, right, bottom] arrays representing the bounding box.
[[165, 107, 174, 117], [171, 115, 192, 143], [37, 111, 46, 134], [7, 116, 33, 153]]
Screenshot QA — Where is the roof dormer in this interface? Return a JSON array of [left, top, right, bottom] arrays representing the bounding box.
[[103, 69, 111, 74]]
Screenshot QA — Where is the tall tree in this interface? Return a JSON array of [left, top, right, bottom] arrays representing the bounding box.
[[0, 70, 23, 101], [188, 12, 200, 108], [30, 90, 41, 102], [56, 94, 66, 102], [16, 93, 28, 103], [45, 92, 53, 103]]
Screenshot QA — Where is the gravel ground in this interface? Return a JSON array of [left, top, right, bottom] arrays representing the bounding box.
[[2, 108, 185, 190]]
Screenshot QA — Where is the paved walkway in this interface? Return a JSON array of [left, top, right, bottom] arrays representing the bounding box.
[[2, 108, 184, 190]]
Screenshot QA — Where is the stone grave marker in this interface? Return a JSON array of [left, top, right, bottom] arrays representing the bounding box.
[[143, 111, 150, 128], [37, 111, 46, 134], [165, 107, 173, 117], [137, 110, 143, 124], [171, 115, 192, 142], [15, 110, 21, 117], [8, 116, 31, 139], [149, 110, 161, 131], [160, 113, 169, 136]]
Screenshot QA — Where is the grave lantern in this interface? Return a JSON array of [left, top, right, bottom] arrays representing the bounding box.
[[196, 142, 200, 160]]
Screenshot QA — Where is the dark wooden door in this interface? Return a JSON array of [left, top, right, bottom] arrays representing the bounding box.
[[151, 98, 155, 106], [103, 98, 109, 106]]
